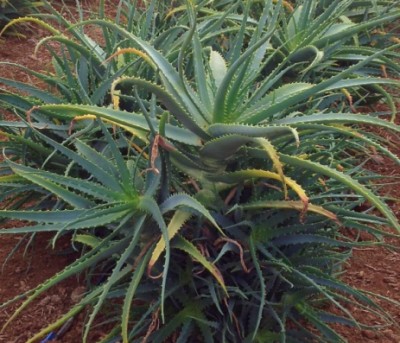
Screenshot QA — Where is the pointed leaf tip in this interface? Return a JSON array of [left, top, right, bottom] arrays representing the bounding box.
[[210, 50, 227, 89]]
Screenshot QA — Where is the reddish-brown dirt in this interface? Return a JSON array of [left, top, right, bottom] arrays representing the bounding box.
[[0, 2, 399, 342], [0, 2, 119, 342], [0, 228, 81, 342], [331, 115, 400, 342]]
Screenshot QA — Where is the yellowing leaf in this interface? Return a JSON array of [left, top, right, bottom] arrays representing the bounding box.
[[172, 235, 227, 295], [255, 138, 288, 198], [148, 210, 192, 273], [103, 48, 155, 69], [242, 200, 339, 223]]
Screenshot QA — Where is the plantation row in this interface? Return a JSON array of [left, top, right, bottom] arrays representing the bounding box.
[[0, 1, 399, 342]]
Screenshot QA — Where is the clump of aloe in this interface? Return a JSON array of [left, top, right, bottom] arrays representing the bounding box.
[[0, 0, 399, 342], [0, 0, 42, 29]]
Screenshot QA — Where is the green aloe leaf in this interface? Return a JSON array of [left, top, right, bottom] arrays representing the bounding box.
[[121, 249, 152, 343], [110, 77, 210, 141], [83, 216, 145, 343], [280, 154, 400, 231], [34, 104, 202, 146], [137, 196, 170, 321], [0, 77, 62, 104], [149, 210, 192, 277], [239, 200, 338, 222], [5, 162, 120, 201], [275, 113, 400, 133], [207, 123, 299, 144], [172, 235, 227, 295], [7, 159, 93, 209], [209, 49, 227, 89]]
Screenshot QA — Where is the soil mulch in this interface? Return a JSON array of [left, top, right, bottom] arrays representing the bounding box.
[[0, 2, 399, 342]]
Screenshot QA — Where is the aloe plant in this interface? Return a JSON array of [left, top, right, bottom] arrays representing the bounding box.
[[0, 0, 42, 29], [0, 0, 399, 342]]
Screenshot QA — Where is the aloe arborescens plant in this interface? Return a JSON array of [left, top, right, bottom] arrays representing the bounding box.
[[0, 0, 400, 342]]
